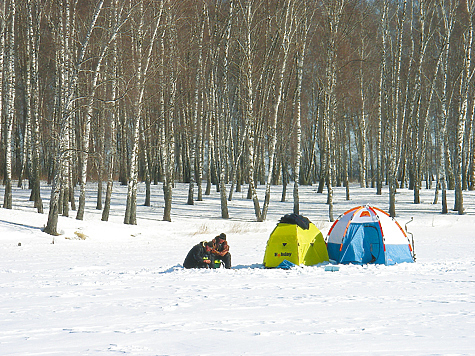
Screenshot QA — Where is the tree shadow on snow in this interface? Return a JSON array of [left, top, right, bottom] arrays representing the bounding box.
[[0, 219, 42, 231]]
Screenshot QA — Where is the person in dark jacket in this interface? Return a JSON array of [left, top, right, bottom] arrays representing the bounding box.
[[210, 233, 231, 269], [183, 241, 213, 269]]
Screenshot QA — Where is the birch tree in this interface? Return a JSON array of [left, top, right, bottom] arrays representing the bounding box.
[[293, 3, 309, 215], [240, 0, 262, 221], [161, 1, 176, 222], [102, 0, 121, 222], [0, 4, 4, 164], [226, 1, 245, 203], [322, 0, 345, 222], [217, 0, 233, 219], [377, 0, 389, 198], [18, 7, 31, 191], [437, 0, 456, 214], [388, 0, 407, 217], [454, 0, 474, 214], [411, 0, 428, 205], [2, 0, 15, 210], [356, 31, 368, 189], [124, 0, 163, 225], [187, 3, 206, 206], [27, 0, 43, 213]]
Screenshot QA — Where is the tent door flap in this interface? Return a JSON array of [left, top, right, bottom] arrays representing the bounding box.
[[364, 225, 381, 263]]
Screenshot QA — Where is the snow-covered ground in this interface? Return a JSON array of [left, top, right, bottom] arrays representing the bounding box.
[[1, 181, 474, 355]]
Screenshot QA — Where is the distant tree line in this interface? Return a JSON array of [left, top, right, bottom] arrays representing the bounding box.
[[1, 0, 474, 234]]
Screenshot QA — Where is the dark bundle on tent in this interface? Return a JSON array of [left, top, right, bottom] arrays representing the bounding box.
[[279, 213, 310, 230]]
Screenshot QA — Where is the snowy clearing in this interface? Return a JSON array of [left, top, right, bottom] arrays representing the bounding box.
[[1, 182, 474, 355]]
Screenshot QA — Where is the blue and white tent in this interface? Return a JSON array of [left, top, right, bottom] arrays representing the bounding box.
[[326, 205, 414, 265]]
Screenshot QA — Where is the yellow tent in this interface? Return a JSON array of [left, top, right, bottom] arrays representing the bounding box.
[[263, 215, 329, 268]]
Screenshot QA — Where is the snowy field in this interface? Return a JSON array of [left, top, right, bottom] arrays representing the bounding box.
[[1, 181, 474, 355]]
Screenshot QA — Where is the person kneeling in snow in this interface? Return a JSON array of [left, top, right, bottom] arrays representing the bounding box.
[[183, 241, 214, 269], [210, 233, 231, 269]]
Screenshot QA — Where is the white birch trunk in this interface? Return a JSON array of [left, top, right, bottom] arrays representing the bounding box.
[[412, 0, 426, 204], [293, 11, 307, 215], [243, 0, 261, 221], [261, 0, 292, 221], [142, 116, 151, 207], [358, 38, 367, 189], [223, 0, 241, 204], [124, 4, 144, 225], [160, 8, 172, 222], [102, 0, 120, 222], [213, 66, 229, 219], [61, 0, 73, 218], [217, 0, 233, 217], [60, 0, 72, 218], [124, 1, 163, 225], [421, 47, 442, 200], [470, 102, 475, 189], [162, 5, 176, 222], [0, 1, 4, 136], [438, 0, 455, 214], [101, 92, 117, 222], [3, 0, 15, 209], [389, 0, 407, 217], [377, 0, 389, 196], [454, 0, 473, 214], [324, 0, 344, 222], [196, 8, 206, 203], [28, 0, 43, 213], [187, 5, 205, 205], [18, 95, 30, 188]]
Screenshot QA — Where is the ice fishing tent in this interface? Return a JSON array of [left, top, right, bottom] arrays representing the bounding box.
[[263, 214, 329, 268], [326, 205, 415, 265]]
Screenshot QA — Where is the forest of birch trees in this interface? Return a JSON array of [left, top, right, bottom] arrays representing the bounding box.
[[1, 0, 475, 234]]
